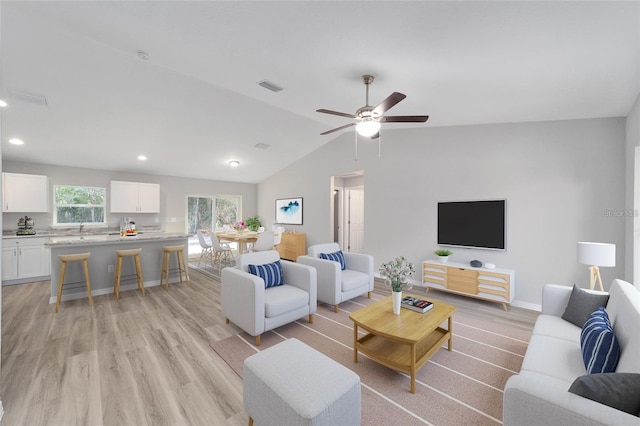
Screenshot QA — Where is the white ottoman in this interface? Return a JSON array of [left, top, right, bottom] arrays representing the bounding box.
[[243, 338, 361, 426]]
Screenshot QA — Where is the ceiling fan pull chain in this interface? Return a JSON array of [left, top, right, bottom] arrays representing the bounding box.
[[354, 130, 358, 162]]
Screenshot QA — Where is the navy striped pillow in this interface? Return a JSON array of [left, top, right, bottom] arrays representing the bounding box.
[[320, 250, 345, 270], [580, 307, 620, 374], [248, 260, 284, 288]]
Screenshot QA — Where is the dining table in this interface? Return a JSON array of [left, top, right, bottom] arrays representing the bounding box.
[[216, 231, 259, 255]]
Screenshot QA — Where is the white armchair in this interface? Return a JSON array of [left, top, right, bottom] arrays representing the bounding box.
[[221, 250, 317, 346], [298, 243, 374, 312]]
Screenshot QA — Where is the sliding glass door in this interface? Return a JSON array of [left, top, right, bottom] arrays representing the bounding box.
[[186, 194, 242, 258]]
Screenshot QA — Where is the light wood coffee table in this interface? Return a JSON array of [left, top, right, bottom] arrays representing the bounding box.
[[349, 294, 456, 393]]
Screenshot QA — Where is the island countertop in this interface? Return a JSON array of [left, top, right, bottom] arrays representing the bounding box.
[[46, 232, 192, 247]]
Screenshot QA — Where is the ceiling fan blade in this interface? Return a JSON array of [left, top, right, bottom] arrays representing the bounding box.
[[379, 115, 429, 123], [316, 108, 356, 119], [372, 92, 406, 116], [320, 122, 356, 135]]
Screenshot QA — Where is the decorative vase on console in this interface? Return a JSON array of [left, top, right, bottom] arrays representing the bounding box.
[[379, 256, 415, 315]]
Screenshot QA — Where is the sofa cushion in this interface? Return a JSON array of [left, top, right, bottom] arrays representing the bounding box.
[[521, 334, 586, 384], [562, 284, 610, 328], [532, 314, 582, 342], [605, 279, 640, 373], [249, 260, 284, 288], [341, 269, 370, 293], [580, 308, 620, 374], [320, 251, 345, 270], [569, 373, 640, 416]]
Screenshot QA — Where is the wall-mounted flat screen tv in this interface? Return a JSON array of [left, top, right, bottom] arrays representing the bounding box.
[[437, 199, 506, 250]]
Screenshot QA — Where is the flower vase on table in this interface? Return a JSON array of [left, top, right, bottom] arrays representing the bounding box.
[[379, 256, 416, 316], [392, 291, 402, 315]]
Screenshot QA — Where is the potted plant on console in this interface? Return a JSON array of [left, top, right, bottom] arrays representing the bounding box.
[[379, 256, 415, 315], [434, 249, 453, 263]]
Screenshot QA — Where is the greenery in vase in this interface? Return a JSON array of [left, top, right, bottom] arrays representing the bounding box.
[[245, 216, 261, 232], [435, 249, 453, 257], [379, 256, 415, 292]]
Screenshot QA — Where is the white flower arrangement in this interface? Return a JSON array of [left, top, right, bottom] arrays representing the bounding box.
[[379, 256, 415, 292]]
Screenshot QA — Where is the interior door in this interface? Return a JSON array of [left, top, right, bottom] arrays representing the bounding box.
[[347, 188, 365, 253]]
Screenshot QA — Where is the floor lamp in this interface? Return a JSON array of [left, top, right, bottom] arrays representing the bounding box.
[[576, 242, 616, 291]]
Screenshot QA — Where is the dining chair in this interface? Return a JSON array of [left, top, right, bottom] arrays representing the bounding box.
[[196, 230, 214, 267], [211, 232, 234, 268], [251, 231, 275, 252], [273, 226, 284, 246]]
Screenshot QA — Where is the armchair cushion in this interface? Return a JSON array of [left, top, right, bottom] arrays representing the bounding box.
[[320, 250, 345, 270], [249, 261, 284, 288], [264, 285, 311, 318], [342, 269, 370, 292]]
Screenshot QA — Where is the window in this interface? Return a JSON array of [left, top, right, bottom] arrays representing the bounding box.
[[53, 185, 106, 226], [186, 194, 242, 232], [215, 195, 241, 229]]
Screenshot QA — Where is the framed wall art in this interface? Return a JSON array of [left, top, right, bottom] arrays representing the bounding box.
[[276, 197, 303, 225]]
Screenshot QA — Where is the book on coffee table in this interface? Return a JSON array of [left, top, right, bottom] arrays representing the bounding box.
[[401, 296, 434, 313]]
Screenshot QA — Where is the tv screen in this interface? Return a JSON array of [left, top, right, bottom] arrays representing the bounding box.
[[437, 200, 506, 250]]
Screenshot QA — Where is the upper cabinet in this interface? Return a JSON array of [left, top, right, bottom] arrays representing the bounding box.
[[2, 173, 49, 213], [110, 181, 160, 213]]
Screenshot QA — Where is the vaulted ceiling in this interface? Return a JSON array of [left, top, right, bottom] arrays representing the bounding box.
[[1, 1, 639, 183]]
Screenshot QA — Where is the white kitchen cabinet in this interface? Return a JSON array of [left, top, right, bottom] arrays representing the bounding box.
[[110, 180, 160, 213], [2, 237, 50, 283], [2, 172, 49, 212]]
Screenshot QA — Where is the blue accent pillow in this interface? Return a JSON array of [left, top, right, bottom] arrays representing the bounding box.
[[320, 250, 345, 270], [248, 261, 284, 288], [580, 307, 620, 374]]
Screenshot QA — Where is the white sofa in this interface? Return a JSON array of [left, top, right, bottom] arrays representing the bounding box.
[[504, 279, 640, 425], [297, 243, 374, 312]]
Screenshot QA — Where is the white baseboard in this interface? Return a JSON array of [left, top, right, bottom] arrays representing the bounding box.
[[511, 299, 541, 312]]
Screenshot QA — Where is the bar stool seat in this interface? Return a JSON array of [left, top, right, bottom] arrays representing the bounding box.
[[160, 245, 189, 290], [114, 248, 145, 300], [56, 252, 92, 313]]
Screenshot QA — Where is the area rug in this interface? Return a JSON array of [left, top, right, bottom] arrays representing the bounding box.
[[210, 294, 531, 425]]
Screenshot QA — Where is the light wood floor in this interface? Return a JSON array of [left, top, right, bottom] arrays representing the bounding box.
[[1, 270, 538, 425], [0, 270, 246, 426]]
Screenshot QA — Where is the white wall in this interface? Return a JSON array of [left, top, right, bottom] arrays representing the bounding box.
[[258, 117, 626, 307], [627, 93, 640, 285], [2, 161, 258, 233]]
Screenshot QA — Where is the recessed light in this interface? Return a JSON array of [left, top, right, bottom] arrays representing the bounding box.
[[0, 99, 7, 107], [138, 155, 147, 161], [9, 138, 24, 145], [229, 160, 240, 168]]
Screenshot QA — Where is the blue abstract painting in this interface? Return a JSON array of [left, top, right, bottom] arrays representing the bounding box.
[[276, 197, 303, 225]]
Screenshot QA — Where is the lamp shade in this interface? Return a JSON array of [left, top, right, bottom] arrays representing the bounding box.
[[577, 242, 616, 267]]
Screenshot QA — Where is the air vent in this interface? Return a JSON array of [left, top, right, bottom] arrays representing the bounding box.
[[8, 89, 48, 106], [257, 80, 284, 93], [254, 143, 271, 150]]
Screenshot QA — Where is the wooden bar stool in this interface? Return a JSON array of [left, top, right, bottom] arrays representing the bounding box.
[[160, 245, 189, 290], [56, 252, 92, 313], [114, 248, 145, 300]]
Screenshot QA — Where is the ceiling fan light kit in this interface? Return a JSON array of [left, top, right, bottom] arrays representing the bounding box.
[[356, 119, 380, 137]]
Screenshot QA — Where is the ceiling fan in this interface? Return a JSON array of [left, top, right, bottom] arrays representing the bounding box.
[[317, 75, 429, 139]]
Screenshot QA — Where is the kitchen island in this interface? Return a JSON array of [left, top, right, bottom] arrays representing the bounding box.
[[46, 233, 191, 305]]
